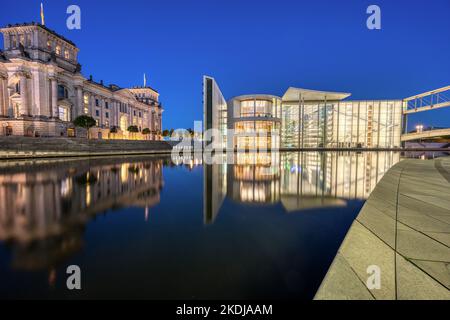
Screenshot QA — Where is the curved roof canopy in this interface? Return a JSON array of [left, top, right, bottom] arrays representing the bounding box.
[[230, 94, 282, 102], [282, 87, 351, 102]]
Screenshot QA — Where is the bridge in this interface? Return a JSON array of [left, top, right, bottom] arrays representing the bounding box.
[[403, 85, 450, 114], [402, 85, 450, 143], [401, 128, 450, 142]]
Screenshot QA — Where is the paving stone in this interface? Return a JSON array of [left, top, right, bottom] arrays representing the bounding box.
[[396, 254, 450, 300], [410, 259, 450, 289], [316, 158, 450, 300], [397, 226, 450, 262], [398, 208, 450, 233], [339, 221, 396, 300], [314, 254, 374, 300], [423, 232, 450, 247], [357, 203, 396, 249]]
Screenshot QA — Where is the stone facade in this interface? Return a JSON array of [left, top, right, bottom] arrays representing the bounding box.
[[0, 22, 163, 140]]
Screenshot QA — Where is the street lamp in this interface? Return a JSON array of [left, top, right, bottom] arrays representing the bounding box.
[[416, 124, 424, 133]]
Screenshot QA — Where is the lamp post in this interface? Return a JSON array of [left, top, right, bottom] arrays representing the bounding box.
[[416, 124, 424, 133]]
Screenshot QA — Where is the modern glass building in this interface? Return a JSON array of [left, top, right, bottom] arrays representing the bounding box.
[[203, 76, 403, 149]]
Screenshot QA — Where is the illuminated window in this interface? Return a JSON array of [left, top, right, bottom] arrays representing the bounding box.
[[47, 40, 52, 50], [58, 106, 70, 122], [64, 50, 70, 60], [13, 103, 20, 118], [83, 94, 89, 114], [120, 115, 128, 132], [55, 45, 61, 55]]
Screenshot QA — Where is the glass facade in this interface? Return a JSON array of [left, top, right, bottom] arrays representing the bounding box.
[[203, 77, 404, 149], [281, 100, 402, 148], [234, 121, 280, 150]]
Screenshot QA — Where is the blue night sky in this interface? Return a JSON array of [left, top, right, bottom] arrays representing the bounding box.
[[1, 0, 449, 130]]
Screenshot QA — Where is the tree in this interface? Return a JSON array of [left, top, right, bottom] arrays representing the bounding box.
[[142, 128, 151, 140], [73, 115, 96, 139], [127, 125, 139, 133], [162, 129, 170, 137], [127, 125, 139, 140]]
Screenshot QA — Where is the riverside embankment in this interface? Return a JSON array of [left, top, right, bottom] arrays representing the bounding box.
[[0, 136, 173, 160], [315, 157, 450, 300]]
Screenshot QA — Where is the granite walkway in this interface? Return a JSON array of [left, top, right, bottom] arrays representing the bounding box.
[[315, 157, 450, 300]]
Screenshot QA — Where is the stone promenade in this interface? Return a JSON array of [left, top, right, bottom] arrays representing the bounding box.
[[315, 157, 450, 300]]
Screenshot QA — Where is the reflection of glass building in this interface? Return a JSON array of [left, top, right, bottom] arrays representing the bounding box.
[[203, 152, 400, 223], [203, 77, 403, 149], [228, 152, 281, 204]]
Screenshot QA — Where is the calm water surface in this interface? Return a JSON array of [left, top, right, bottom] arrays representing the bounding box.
[[0, 152, 401, 299]]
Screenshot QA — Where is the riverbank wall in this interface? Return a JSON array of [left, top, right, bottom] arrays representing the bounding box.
[[0, 136, 173, 160]]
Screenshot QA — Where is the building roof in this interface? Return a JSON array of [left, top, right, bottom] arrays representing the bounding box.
[[1, 22, 77, 48], [282, 87, 351, 102], [130, 86, 159, 94], [230, 94, 281, 102]]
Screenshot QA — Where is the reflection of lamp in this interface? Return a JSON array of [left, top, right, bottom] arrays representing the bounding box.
[[145, 206, 149, 222]]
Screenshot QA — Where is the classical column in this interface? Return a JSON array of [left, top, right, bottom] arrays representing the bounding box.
[[151, 111, 155, 132], [76, 86, 83, 117], [100, 100, 104, 127], [19, 74, 28, 116], [90, 96, 95, 118], [0, 76, 5, 117], [113, 102, 117, 126], [49, 77, 58, 118], [7, 87, 13, 117]]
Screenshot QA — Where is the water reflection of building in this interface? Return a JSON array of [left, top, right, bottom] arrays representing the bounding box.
[[204, 152, 400, 223], [229, 153, 280, 204], [0, 157, 164, 271]]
